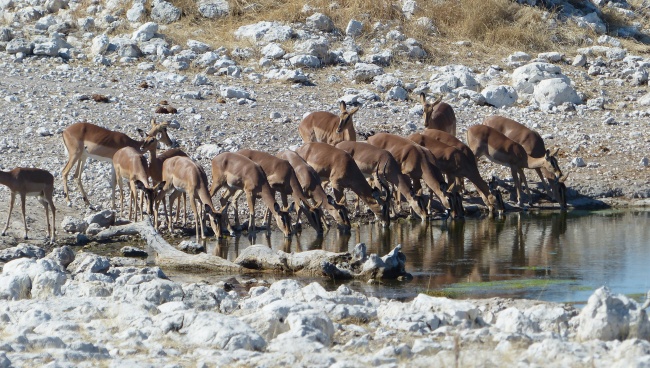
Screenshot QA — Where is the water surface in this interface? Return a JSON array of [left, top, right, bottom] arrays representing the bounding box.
[[187, 210, 650, 304]]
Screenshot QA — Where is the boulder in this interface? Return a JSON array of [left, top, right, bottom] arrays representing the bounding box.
[[511, 62, 570, 95], [6, 38, 34, 55], [179, 311, 267, 350], [306, 13, 334, 32], [126, 1, 146, 22], [346, 19, 363, 37], [481, 85, 518, 108], [234, 21, 294, 44], [45, 246, 75, 268], [84, 210, 115, 228], [132, 22, 158, 42], [574, 12, 606, 34], [350, 62, 384, 83], [289, 54, 320, 68], [90, 34, 109, 55], [69, 253, 110, 275], [261, 43, 285, 59], [265, 68, 309, 83], [0, 244, 45, 262], [220, 86, 250, 99], [532, 78, 582, 106], [151, 0, 181, 24], [198, 0, 229, 19]]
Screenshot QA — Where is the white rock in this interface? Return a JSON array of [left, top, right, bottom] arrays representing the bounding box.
[[220, 86, 250, 99], [264, 68, 309, 83], [69, 253, 110, 274], [196, 144, 222, 158], [126, 2, 146, 22], [0, 243, 45, 262], [507, 51, 531, 63], [512, 62, 569, 95], [85, 210, 115, 227], [641, 157, 649, 167], [350, 62, 384, 82], [6, 38, 34, 54], [572, 54, 587, 67], [571, 157, 586, 167], [61, 216, 88, 233], [91, 34, 109, 55], [386, 86, 408, 101], [481, 85, 518, 108], [234, 21, 294, 44], [495, 307, 538, 335], [346, 19, 363, 37], [261, 43, 285, 59], [187, 39, 211, 53], [198, 0, 229, 18], [151, 0, 181, 24], [533, 78, 582, 106], [306, 12, 334, 32], [537, 52, 563, 62], [290, 54, 321, 68], [574, 12, 606, 34], [179, 311, 267, 350], [294, 37, 330, 60]]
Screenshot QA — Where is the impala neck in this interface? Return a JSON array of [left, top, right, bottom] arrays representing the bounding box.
[[260, 185, 280, 215], [526, 155, 548, 170]]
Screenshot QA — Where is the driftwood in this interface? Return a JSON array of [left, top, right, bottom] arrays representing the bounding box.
[[235, 243, 411, 280], [95, 218, 243, 273], [94, 219, 411, 280]]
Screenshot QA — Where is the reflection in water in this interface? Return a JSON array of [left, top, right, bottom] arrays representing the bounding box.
[[202, 211, 650, 303]]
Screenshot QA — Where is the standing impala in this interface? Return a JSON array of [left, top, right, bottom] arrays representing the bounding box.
[[276, 150, 351, 231], [482, 115, 566, 208], [112, 144, 165, 222], [237, 149, 323, 234], [298, 101, 359, 145], [421, 93, 457, 136], [61, 119, 175, 206], [0, 167, 56, 243], [408, 133, 504, 215], [295, 143, 390, 227], [366, 133, 459, 217], [209, 152, 293, 237], [466, 125, 559, 207], [335, 141, 428, 221], [156, 156, 224, 242]]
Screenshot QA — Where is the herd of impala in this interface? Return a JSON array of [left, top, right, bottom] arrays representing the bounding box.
[[0, 93, 569, 244]]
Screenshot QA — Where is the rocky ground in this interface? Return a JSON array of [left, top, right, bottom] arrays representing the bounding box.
[[1, 0, 650, 365]]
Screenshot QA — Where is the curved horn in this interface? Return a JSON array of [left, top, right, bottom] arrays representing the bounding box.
[[431, 95, 443, 106]]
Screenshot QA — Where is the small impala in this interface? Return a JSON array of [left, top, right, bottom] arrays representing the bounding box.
[[366, 133, 460, 217], [237, 149, 323, 234], [408, 133, 504, 215], [155, 156, 225, 243], [335, 141, 428, 221], [0, 167, 56, 243], [466, 125, 559, 207], [295, 142, 390, 227], [209, 152, 293, 237], [298, 101, 359, 145], [276, 150, 351, 232]]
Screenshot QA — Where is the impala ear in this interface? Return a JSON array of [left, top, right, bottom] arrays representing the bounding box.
[[339, 100, 347, 112], [431, 95, 442, 106], [420, 92, 426, 104], [550, 147, 560, 156], [274, 202, 281, 212], [136, 128, 146, 138], [150, 118, 157, 127], [134, 180, 146, 190], [349, 106, 359, 115]]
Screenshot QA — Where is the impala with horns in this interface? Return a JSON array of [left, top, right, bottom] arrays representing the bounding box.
[[421, 93, 457, 136], [61, 119, 176, 206], [276, 150, 351, 232], [366, 133, 461, 218], [335, 141, 428, 221], [408, 133, 505, 215], [237, 149, 323, 234], [466, 125, 559, 207], [482, 115, 566, 208], [294, 143, 390, 227], [0, 167, 56, 243], [155, 156, 225, 243], [112, 144, 165, 222], [298, 101, 359, 145], [209, 152, 293, 237]]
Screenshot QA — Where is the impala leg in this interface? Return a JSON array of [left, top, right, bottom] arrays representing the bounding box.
[[20, 193, 27, 240], [61, 150, 81, 206], [246, 192, 256, 236], [37, 196, 51, 242], [510, 166, 524, 206], [188, 194, 201, 243], [168, 190, 182, 231], [74, 156, 91, 206], [2, 192, 16, 236], [46, 189, 56, 242], [519, 169, 532, 206]]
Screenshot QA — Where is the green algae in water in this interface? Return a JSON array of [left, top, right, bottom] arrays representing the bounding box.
[[425, 278, 576, 299]]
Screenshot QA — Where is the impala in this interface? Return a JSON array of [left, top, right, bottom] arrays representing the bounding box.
[[421, 93, 457, 136], [466, 125, 559, 207], [420, 128, 476, 192], [112, 145, 165, 222], [482, 115, 565, 205], [155, 156, 224, 242], [276, 150, 351, 231], [298, 101, 359, 145], [408, 133, 504, 215], [0, 167, 56, 242], [366, 133, 459, 217], [294, 143, 390, 226], [209, 152, 293, 237], [61, 119, 175, 206], [334, 141, 428, 220], [237, 149, 323, 234]]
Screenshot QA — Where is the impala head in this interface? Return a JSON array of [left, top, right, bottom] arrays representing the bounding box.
[[420, 93, 443, 128], [370, 187, 390, 227], [408, 189, 428, 220], [148, 119, 178, 148], [135, 180, 166, 217], [273, 202, 293, 237], [337, 101, 359, 133], [551, 172, 569, 211], [327, 195, 351, 232], [304, 203, 325, 235], [203, 203, 226, 238], [488, 176, 505, 216], [544, 147, 563, 179], [445, 190, 464, 219]]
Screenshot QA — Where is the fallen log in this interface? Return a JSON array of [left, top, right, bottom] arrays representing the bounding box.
[[235, 242, 412, 280], [95, 218, 243, 273]]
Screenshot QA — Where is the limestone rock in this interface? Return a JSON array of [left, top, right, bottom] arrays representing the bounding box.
[[481, 85, 518, 108]]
